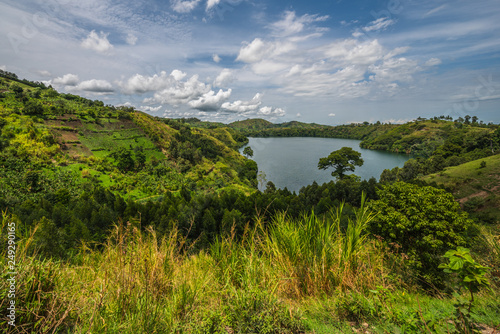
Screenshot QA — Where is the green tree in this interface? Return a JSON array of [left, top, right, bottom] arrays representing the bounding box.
[[10, 84, 24, 99], [112, 148, 135, 171], [369, 182, 473, 286], [243, 146, 254, 158], [318, 147, 363, 179], [23, 100, 44, 115]]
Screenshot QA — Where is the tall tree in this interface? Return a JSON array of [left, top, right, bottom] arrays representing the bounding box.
[[318, 147, 363, 179], [243, 146, 254, 158]]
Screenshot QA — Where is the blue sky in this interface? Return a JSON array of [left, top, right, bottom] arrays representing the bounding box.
[[1, 0, 499, 124]]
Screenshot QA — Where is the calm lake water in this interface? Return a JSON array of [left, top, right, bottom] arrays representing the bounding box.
[[241, 137, 411, 192]]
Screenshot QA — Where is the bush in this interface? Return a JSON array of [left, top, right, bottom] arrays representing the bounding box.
[[369, 182, 473, 287]]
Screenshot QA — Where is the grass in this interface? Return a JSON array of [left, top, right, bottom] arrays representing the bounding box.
[[2, 202, 499, 333], [422, 154, 500, 223]]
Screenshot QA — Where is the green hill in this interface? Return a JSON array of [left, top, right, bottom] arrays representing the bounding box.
[[360, 118, 498, 157], [0, 74, 257, 206], [421, 154, 500, 223]]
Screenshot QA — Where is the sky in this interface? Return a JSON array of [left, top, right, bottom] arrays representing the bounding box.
[[1, 0, 499, 125]]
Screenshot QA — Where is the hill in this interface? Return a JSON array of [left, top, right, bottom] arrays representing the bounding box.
[[421, 154, 500, 223], [0, 74, 257, 207]]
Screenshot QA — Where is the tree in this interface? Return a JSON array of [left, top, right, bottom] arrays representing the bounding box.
[[243, 146, 254, 158], [318, 147, 363, 179], [369, 182, 473, 286], [23, 100, 44, 115], [112, 148, 135, 171]]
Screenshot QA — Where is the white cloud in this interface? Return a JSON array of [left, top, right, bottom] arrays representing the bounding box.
[[270, 10, 329, 37], [206, 0, 220, 11], [425, 58, 442, 66], [75, 79, 114, 92], [147, 74, 210, 105], [252, 106, 285, 117], [214, 68, 234, 87], [236, 38, 270, 63], [369, 57, 419, 84], [0, 65, 6, 71], [328, 113, 336, 117], [212, 54, 221, 63], [236, 38, 295, 64], [118, 71, 171, 94], [296, 113, 301, 117], [221, 93, 262, 112], [118, 70, 189, 94], [170, 69, 187, 81], [171, 0, 201, 13], [323, 39, 384, 66], [53, 73, 80, 86], [362, 17, 396, 33], [126, 33, 138, 45], [81, 30, 114, 54], [188, 88, 232, 111], [140, 105, 163, 112]]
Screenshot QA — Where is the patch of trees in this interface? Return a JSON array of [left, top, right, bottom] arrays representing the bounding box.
[[0, 69, 47, 88]]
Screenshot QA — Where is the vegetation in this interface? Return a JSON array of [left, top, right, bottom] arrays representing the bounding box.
[[0, 72, 499, 332], [318, 147, 364, 180], [420, 154, 500, 223]]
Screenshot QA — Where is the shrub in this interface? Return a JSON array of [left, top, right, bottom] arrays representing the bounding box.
[[369, 182, 473, 287]]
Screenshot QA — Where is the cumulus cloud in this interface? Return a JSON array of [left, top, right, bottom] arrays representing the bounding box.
[[53, 73, 80, 86], [206, 0, 220, 11], [0, 65, 6, 71], [236, 38, 269, 63], [328, 113, 336, 117], [221, 93, 262, 112], [140, 105, 163, 112], [126, 33, 138, 45], [146, 74, 210, 105], [81, 30, 114, 54], [251, 106, 285, 117], [236, 38, 295, 64], [75, 79, 114, 92], [170, 69, 187, 81], [235, 9, 431, 100], [212, 54, 221, 63], [171, 0, 201, 13], [214, 68, 234, 87], [118, 70, 189, 94], [188, 88, 232, 111]]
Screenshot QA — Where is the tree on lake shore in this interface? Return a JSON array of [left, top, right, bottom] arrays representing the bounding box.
[[318, 147, 363, 179]]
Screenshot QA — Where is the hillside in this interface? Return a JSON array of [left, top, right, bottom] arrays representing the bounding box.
[[0, 74, 257, 207], [421, 154, 500, 223], [360, 118, 498, 157]]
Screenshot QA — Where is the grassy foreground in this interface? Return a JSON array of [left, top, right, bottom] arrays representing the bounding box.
[[1, 206, 499, 333]]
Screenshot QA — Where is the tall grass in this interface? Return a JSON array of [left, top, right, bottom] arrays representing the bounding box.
[[263, 195, 384, 298], [2, 203, 497, 333]]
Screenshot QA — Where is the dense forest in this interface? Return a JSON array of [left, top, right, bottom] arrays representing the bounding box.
[[0, 72, 499, 333]]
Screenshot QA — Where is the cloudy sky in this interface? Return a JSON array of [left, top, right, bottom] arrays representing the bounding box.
[[1, 0, 499, 124]]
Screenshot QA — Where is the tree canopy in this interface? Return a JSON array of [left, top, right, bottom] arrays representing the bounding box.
[[318, 147, 363, 179], [243, 146, 254, 158]]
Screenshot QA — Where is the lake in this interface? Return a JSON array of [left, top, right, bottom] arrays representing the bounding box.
[[241, 137, 411, 192]]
